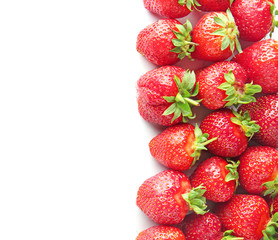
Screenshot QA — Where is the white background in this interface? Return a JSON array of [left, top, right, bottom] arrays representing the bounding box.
[[0, 1, 277, 239]]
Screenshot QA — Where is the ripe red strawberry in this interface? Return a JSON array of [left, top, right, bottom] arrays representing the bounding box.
[[137, 66, 201, 126], [196, 0, 232, 12], [238, 146, 278, 197], [232, 39, 278, 94], [199, 109, 260, 157], [143, 0, 199, 19], [191, 9, 242, 61], [239, 94, 278, 148], [136, 225, 186, 240], [265, 195, 278, 215], [215, 194, 278, 240], [179, 212, 242, 240], [136, 170, 207, 225], [136, 19, 196, 66], [149, 123, 217, 171], [196, 61, 261, 110], [230, 0, 276, 41], [190, 156, 238, 202]]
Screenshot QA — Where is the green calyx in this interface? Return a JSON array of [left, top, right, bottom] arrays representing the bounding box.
[[211, 9, 242, 54], [268, 1, 278, 37], [222, 230, 244, 240], [182, 184, 208, 215], [230, 110, 260, 139], [262, 212, 278, 240], [170, 19, 198, 60], [190, 124, 218, 166], [163, 70, 201, 123], [178, 0, 201, 11], [217, 70, 262, 108], [225, 160, 240, 188], [262, 176, 278, 199]]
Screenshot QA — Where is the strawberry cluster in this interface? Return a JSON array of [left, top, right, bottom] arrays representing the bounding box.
[[135, 0, 278, 239]]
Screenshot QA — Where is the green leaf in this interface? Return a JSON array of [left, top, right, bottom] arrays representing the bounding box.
[[231, 110, 260, 139], [174, 75, 182, 89], [213, 16, 226, 27], [176, 24, 187, 36], [170, 47, 182, 53], [172, 107, 182, 123], [182, 184, 208, 215], [244, 83, 262, 95], [170, 21, 197, 60], [225, 160, 240, 185], [172, 38, 185, 47], [192, 82, 199, 97], [211, 28, 227, 36], [226, 8, 235, 22], [262, 176, 278, 199], [221, 36, 231, 50], [224, 70, 235, 84], [163, 103, 177, 116], [218, 82, 232, 90], [163, 96, 176, 103]]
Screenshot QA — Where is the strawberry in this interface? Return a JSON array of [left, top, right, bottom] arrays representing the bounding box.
[[196, 0, 232, 12], [239, 94, 278, 148], [215, 194, 278, 240], [190, 156, 239, 202], [149, 123, 217, 171], [196, 61, 261, 110], [232, 39, 278, 94], [179, 212, 242, 240], [137, 66, 201, 126], [238, 146, 278, 197], [136, 19, 196, 66], [191, 9, 242, 61], [143, 0, 200, 19], [136, 170, 207, 225], [230, 0, 277, 41], [265, 195, 278, 215], [199, 109, 260, 157], [136, 225, 186, 240]]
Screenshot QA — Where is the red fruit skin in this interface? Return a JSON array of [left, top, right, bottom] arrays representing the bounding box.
[[136, 170, 191, 225], [232, 39, 278, 94], [190, 156, 236, 202], [136, 19, 182, 66], [149, 123, 195, 171], [265, 195, 278, 215], [191, 12, 233, 61], [180, 212, 222, 240], [143, 0, 191, 19], [238, 146, 278, 195], [197, 0, 231, 11], [230, 0, 273, 42], [215, 194, 270, 240], [137, 66, 186, 126], [200, 109, 248, 157], [196, 61, 247, 110], [239, 94, 278, 148], [136, 225, 186, 240]]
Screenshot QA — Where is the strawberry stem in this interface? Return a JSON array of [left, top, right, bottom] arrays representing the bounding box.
[[225, 160, 240, 189], [217, 70, 262, 108], [262, 212, 278, 240], [181, 184, 208, 215], [170, 19, 197, 60], [190, 124, 217, 167], [262, 176, 278, 199], [163, 70, 200, 123], [211, 9, 242, 54], [230, 110, 260, 139]]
